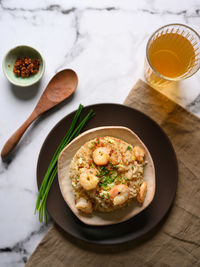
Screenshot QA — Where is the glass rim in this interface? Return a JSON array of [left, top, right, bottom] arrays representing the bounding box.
[[146, 23, 200, 82]]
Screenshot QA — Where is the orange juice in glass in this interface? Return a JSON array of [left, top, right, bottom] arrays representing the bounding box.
[[145, 24, 200, 88]]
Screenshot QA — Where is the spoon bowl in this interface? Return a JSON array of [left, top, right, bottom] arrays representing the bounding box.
[[1, 69, 78, 160]]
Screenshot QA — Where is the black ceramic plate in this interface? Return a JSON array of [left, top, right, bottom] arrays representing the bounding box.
[[37, 103, 178, 245]]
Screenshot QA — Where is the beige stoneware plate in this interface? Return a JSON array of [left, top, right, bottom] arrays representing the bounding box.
[[57, 126, 156, 226]]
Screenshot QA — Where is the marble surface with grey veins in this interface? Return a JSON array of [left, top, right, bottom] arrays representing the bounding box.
[[0, 0, 200, 266]]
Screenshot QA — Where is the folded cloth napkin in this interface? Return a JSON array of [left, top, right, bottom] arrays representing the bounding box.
[[26, 79, 200, 267]]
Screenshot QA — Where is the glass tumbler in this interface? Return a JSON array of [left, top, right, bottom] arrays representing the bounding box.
[[145, 24, 200, 89]]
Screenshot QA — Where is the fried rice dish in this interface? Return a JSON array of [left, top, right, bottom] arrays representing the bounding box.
[[69, 136, 148, 214]]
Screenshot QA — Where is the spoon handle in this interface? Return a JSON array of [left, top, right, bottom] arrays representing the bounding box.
[[1, 111, 38, 160]]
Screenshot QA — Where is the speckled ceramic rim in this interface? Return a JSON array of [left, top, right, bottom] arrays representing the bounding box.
[[2, 45, 45, 87], [146, 23, 200, 82]]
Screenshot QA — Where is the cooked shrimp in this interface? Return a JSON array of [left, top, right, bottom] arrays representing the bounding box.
[[75, 197, 93, 214], [133, 146, 145, 163], [109, 184, 130, 206], [110, 150, 122, 165], [92, 147, 110, 166], [137, 181, 147, 203], [79, 169, 99, 190]]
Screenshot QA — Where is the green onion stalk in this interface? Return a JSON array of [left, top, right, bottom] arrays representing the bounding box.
[[35, 104, 95, 223]]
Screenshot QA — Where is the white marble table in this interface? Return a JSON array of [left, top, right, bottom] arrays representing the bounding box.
[[0, 0, 200, 266]]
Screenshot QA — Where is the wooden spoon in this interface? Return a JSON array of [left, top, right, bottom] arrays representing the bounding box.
[[1, 69, 78, 160]]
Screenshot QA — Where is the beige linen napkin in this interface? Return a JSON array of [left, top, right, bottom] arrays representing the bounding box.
[[26, 80, 200, 267]]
